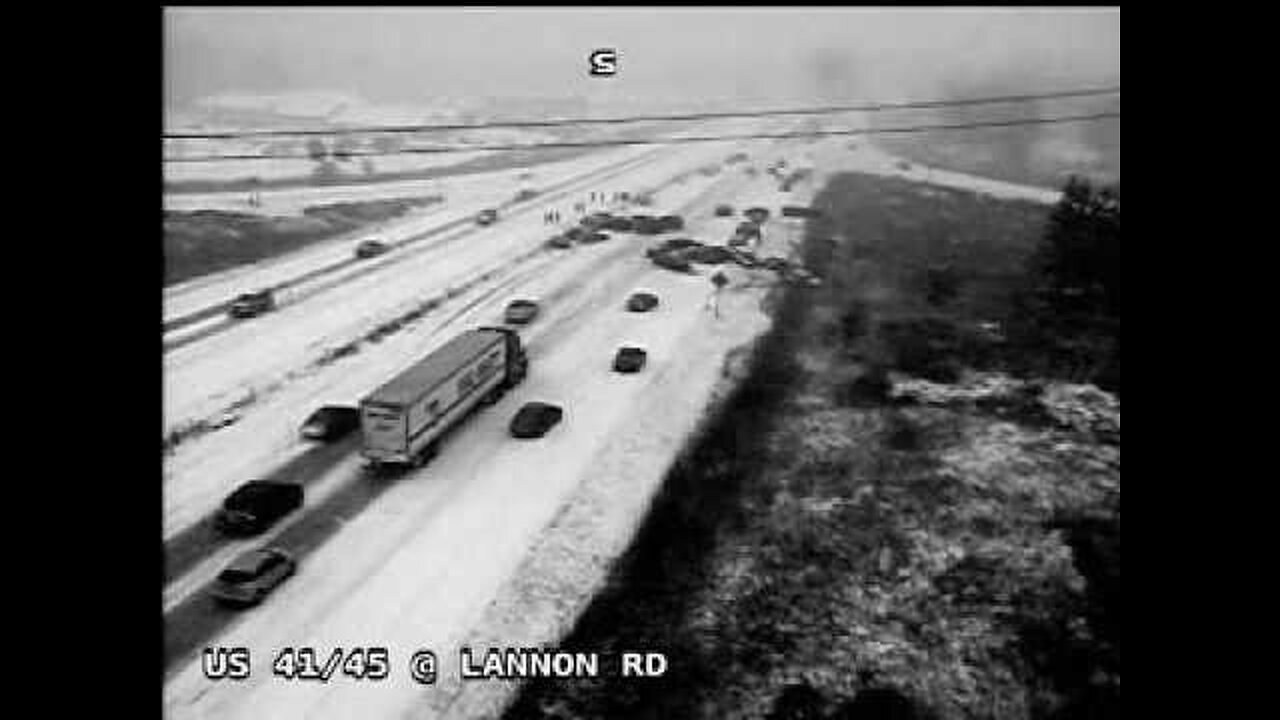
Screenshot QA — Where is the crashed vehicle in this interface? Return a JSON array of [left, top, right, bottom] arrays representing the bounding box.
[[632, 215, 664, 235], [781, 205, 823, 219], [582, 212, 614, 230], [684, 245, 736, 265], [601, 215, 635, 232], [656, 215, 685, 232], [649, 252, 694, 273], [734, 221, 762, 242]]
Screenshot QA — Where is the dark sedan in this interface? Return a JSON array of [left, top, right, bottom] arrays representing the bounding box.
[[613, 346, 648, 373], [504, 299, 540, 325], [228, 290, 275, 319], [509, 402, 564, 439], [656, 215, 685, 232], [300, 405, 361, 442], [625, 292, 660, 312], [215, 480, 304, 536], [354, 239, 390, 259], [212, 547, 297, 607], [601, 215, 636, 232], [631, 215, 664, 235]]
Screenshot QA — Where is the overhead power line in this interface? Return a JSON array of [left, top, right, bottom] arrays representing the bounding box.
[[163, 86, 1120, 141], [163, 111, 1120, 164]]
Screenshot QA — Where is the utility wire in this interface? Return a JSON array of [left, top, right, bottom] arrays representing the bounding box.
[[163, 86, 1120, 141], [164, 111, 1120, 164]]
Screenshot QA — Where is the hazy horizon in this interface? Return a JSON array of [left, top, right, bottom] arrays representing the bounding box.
[[165, 8, 1119, 115]]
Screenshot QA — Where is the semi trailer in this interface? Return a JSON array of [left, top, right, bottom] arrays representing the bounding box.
[[359, 326, 528, 470]]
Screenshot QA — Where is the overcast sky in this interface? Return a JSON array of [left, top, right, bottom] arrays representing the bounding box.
[[164, 7, 1119, 111]]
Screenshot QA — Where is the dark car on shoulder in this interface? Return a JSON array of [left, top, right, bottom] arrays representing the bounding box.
[[215, 480, 304, 536], [300, 405, 361, 442], [613, 346, 648, 373], [509, 402, 564, 439], [228, 290, 275, 319], [212, 547, 297, 607], [714, 204, 734, 217]]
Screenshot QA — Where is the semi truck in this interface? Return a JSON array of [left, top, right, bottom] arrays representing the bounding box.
[[359, 326, 528, 470]]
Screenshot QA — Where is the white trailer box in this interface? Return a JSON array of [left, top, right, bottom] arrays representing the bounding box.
[[360, 327, 526, 468]]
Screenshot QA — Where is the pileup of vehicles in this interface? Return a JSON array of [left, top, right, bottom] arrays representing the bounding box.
[[208, 189, 810, 608]]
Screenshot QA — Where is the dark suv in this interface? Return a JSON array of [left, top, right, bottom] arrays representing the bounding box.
[[228, 290, 275, 319], [215, 481, 304, 536]]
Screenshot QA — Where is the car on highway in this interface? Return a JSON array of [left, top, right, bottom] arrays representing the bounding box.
[[546, 234, 573, 249], [509, 401, 564, 439], [300, 405, 361, 442], [227, 290, 276, 319], [645, 238, 701, 258], [744, 207, 771, 223], [215, 480, 304, 536], [656, 215, 685, 232], [601, 215, 635, 232], [582, 212, 613, 230], [781, 205, 822, 218], [476, 209, 499, 225], [212, 547, 297, 608], [354, 239, 390, 259], [714, 204, 735, 217], [625, 291, 660, 312], [631, 215, 663, 235], [613, 346, 648, 374], [579, 231, 610, 244], [735, 221, 762, 242], [504, 299, 540, 325], [650, 252, 694, 274]]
